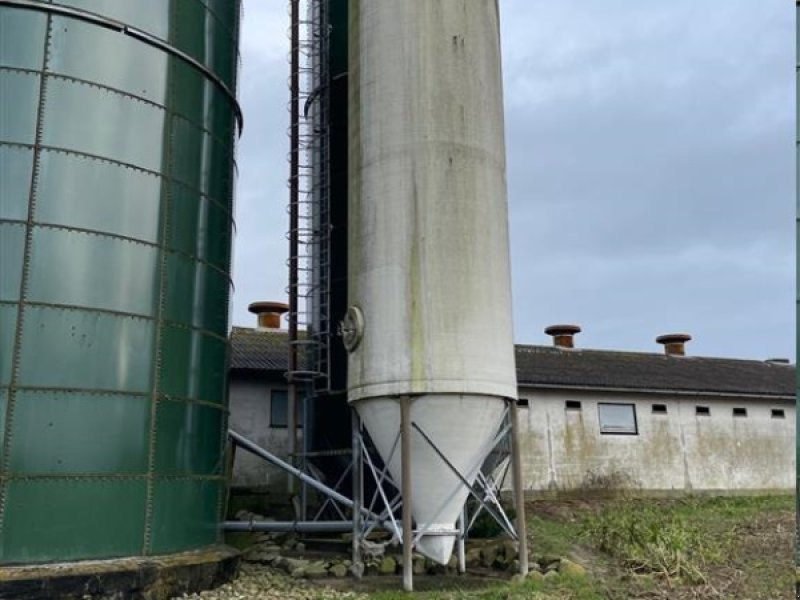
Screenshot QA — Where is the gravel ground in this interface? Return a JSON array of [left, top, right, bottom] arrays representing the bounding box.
[[175, 564, 367, 600]]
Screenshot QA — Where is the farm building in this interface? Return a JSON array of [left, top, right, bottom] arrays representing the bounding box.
[[229, 318, 795, 496]]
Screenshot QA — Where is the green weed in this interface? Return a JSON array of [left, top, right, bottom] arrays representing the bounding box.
[[581, 501, 719, 584]]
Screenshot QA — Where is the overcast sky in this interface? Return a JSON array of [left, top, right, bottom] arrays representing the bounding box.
[[233, 1, 794, 361]]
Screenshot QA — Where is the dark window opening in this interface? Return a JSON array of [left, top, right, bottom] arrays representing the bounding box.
[[696, 406, 710, 416], [598, 403, 638, 435], [771, 409, 785, 419], [565, 400, 582, 411], [517, 398, 529, 407], [270, 389, 304, 428], [732, 407, 747, 417], [652, 404, 667, 414]]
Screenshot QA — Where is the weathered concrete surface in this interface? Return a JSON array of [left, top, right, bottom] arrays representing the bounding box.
[[0, 546, 238, 600], [229, 373, 795, 494], [513, 388, 795, 493], [228, 377, 296, 490], [347, 0, 515, 402]]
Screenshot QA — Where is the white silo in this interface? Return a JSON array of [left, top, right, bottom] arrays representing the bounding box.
[[346, 0, 517, 566]]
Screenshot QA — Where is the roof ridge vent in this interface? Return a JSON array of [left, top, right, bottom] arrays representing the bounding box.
[[544, 324, 581, 349], [656, 333, 691, 356], [248, 301, 289, 330]]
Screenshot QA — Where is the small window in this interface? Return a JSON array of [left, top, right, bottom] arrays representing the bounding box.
[[652, 404, 667, 414], [696, 406, 710, 416], [270, 389, 304, 428], [565, 400, 582, 411], [517, 398, 529, 407], [598, 403, 638, 435], [732, 407, 747, 418], [771, 409, 785, 419]]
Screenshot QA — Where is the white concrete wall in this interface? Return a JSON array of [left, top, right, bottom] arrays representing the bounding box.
[[516, 388, 795, 493], [228, 377, 293, 489], [228, 376, 796, 493]]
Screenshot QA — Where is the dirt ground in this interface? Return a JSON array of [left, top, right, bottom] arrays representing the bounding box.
[[206, 494, 794, 600]]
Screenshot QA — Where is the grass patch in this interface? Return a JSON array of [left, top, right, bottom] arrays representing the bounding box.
[[366, 573, 603, 600], [527, 513, 583, 558], [582, 500, 719, 584], [525, 494, 793, 598]]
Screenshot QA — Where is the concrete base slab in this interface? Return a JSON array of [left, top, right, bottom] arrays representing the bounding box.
[[0, 546, 239, 600]]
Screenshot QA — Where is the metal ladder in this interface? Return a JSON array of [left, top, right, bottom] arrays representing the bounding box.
[[287, 0, 331, 391]]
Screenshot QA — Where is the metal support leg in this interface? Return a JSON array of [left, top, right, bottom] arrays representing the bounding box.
[[509, 400, 529, 576], [352, 409, 363, 579], [288, 384, 297, 497], [457, 508, 466, 574], [400, 396, 413, 592]]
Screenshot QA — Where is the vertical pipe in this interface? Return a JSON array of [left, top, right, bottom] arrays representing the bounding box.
[[457, 508, 466, 574], [287, 387, 298, 497], [287, 0, 300, 495], [351, 408, 363, 579], [225, 439, 237, 522], [509, 401, 529, 576], [400, 396, 413, 592], [301, 392, 309, 521]]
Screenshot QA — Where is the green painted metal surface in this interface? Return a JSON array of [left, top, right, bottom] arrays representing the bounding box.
[[0, 0, 241, 563]]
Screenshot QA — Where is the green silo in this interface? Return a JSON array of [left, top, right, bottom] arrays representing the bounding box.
[[0, 0, 240, 564]]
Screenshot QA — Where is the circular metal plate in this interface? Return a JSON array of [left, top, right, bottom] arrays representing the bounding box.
[[340, 305, 364, 352]]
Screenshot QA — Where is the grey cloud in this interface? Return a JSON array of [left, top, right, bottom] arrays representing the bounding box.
[[232, 0, 794, 360], [501, 0, 794, 359]]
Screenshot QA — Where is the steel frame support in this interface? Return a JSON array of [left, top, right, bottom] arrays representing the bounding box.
[[229, 397, 529, 589], [349, 396, 529, 590], [351, 409, 363, 578], [509, 400, 529, 576], [400, 396, 413, 591], [228, 429, 385, 527], [457, 508, 466, 574]]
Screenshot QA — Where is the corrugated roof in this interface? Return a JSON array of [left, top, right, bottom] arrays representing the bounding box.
[[514, 345, 794, 398], [230, 327, 292, 372], [230, 327, 794, 397]]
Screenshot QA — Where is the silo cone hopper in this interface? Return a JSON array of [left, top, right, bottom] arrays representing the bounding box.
[[356, 396, 507, 564]]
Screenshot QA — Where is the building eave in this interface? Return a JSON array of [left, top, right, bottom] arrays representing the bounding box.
[[517, 382, 794, 401]]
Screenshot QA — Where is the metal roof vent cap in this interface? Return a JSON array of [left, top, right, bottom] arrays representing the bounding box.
[[544, 324, 581, 349], [656, 333, 691, 356], [248, 301, 289, 330]]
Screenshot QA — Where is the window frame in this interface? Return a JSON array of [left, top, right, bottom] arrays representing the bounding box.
[[269, 388, 304, 429], [597, 402, 638, 436]]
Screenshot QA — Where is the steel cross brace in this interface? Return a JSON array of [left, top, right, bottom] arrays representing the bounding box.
[[410, 415, 518, 544]]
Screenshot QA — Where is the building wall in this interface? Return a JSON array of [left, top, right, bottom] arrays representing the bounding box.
[[228, 376, 295, 489], [516, 388, 795, 493], [228, 375, 795, 493]]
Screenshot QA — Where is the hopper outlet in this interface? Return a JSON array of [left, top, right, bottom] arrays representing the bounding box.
[[356, 394, 507, 565]]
